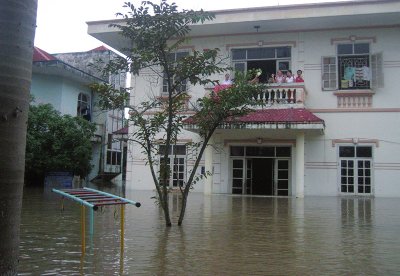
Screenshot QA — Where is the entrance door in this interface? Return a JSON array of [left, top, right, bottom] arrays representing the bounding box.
[[252, 158, 274, 195]]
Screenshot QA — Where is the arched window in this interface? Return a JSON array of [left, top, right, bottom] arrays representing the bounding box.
[[77, 93, 90, 120]]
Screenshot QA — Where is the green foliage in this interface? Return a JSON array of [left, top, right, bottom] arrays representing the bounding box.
[[94, 0, 259, 226], [25, 103, 96, 185], [103, 0, 226, 87], [89, 83, 129, 110], [194, 71, 258, 137]]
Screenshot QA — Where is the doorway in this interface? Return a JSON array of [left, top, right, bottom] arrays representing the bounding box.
[[247, 60, 276, 83], [251, 159, 274, 195], [230, 146, 291, 196]]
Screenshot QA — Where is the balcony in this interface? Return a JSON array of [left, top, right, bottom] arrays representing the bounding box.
[[207, 83, 306, 109]]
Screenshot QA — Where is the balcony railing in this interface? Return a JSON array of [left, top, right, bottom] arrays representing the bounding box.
[[208, 83, 306, 108], [251, 83, 306, 107]]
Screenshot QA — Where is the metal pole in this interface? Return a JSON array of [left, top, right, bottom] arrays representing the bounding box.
[[89, 208, 94, 236], [81, 205, 86, 255], [120, 204, 125, 253]]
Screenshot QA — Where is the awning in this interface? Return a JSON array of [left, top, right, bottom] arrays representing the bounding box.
[[184, 108, 325, 131]]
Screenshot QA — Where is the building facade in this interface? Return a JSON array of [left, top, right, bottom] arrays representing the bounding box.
[[88, 0, 400, 197], [31, 46, 126, 183]]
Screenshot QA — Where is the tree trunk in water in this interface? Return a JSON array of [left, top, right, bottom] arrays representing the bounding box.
[[162, 192, 172, 227], [0, 0, 37, 274], [177, 193, 188, 226]]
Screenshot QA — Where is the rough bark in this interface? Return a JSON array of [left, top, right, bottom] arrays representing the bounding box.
[[0, 0, 37, 274]]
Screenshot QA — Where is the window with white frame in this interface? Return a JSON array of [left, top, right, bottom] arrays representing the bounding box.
[[231, 46, 291, 83], [159, 145, 186, 187], [338, 145, 373, 195], [77, 93, 91, 121], [106, 133, 122, 166], [162, 51, 189, 95], [322, 43, 383, 90]]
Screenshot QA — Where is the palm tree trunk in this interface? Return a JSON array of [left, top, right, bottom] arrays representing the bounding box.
[[0, 0, 37, 274]]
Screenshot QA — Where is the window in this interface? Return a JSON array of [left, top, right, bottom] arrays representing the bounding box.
[[322, 43, 383, 91], [106, 133, 122, 166], [106, 151, 122, 166], [159, 145, 186, 188], [338, 43, 370, 90], [231, 46, 291, 82], [162, 51, 189, 94], [339, 145, 373, 195], [77, 93, 91, 121], [230, 146, 291, 157]]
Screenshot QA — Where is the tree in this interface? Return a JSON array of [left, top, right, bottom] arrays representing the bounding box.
[[0, 0, 38, 273], [25, 103, 96, 185], [92, 0, 258, 226]]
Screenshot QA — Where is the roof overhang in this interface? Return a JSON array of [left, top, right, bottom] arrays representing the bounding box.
[[32, 60, 106, 85], [87, 0, 400, 52], [184, 108, 325, 133]]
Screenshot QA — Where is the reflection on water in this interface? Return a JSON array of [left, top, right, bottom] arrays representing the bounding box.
[[18, 186, 400, 275]]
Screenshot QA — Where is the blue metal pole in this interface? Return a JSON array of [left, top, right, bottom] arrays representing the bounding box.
[[83, 187, 141, 207], [89, 208, 94, 236]]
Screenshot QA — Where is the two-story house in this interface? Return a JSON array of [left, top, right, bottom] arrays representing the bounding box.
[[31, 46, 126, 183], [87, 0, 400, 197]]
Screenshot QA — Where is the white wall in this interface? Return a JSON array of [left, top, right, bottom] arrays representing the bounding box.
[[126, 25, 400, 197]]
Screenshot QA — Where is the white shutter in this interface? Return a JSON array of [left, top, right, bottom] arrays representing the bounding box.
[[371, 52, 383, 89], [321, 56, 337, 90]]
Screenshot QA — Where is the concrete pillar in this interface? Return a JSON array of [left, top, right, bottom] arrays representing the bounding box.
[[204, 139, 214, 195], [295, 132, 305, 198]]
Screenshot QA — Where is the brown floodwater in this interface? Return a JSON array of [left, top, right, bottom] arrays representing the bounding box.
[[18, 184, 400, 275]]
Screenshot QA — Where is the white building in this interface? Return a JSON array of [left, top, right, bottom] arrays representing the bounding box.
[[31, 47, 126, 183], [88, 0, 400, 197]]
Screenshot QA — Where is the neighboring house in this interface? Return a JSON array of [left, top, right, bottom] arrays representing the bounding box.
[[31, 46, 126, 183], [53, 46, 128, 182], [88, 0, 400, 197]]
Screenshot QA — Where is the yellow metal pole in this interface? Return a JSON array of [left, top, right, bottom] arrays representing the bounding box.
[[120, 204, 125, 274], [81, 205, 86, 255], [121, 205, 125, 251]]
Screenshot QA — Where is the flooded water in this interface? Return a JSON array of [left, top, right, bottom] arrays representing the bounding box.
[[18, 185, 400, 275]]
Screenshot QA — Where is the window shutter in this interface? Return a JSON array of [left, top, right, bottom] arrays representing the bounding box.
[[371, 52, 383, 89], [321, 56, 337, 90]]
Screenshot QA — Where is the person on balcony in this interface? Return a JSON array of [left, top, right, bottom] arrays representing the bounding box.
[[295, 70, 304, 83], [274, 70, 286, 83], [286, 70, 295, 83], [249, 69, 262, 84], [221, 73, 233, 85]]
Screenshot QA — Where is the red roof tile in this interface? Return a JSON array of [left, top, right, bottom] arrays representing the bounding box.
[[238, 108, 324, 123], [184, 108, 324, 125], [89, 45, 109, 52], [33, 47, 57, 62], [114, 127, 128, 135]]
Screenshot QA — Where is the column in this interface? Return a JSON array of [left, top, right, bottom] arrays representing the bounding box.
[[295, 131, 305, 198], [204, 138, 214, 195]]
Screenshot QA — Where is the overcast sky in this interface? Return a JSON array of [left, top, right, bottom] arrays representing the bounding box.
[[34, 0, 350, 53]]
